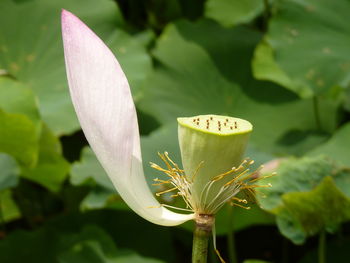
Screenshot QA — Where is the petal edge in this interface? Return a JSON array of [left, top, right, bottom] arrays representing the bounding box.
[[61, 9, 194, 226]]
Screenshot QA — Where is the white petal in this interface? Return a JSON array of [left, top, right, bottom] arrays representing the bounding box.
[[61, 10, 194, 226]]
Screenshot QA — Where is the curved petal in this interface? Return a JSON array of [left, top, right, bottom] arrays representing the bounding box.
[[61, 10, 194, 226]]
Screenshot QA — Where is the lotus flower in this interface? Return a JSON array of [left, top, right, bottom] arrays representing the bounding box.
[[61, 10, 269, 229], [61, 10, 194, 226]]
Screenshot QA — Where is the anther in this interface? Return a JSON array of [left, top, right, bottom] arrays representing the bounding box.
[[226, 118, 229, 122], [193, 119, 196, 122], [232, 197, 248, 204], [196, 122, 199, 125], [230, 126, 233, 130], [210, 117, 213, 120]]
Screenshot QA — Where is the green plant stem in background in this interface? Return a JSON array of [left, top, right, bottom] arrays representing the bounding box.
[[313, 96, 322, 130], [209, 246, 218, 263], [192, 215, 215, 263], [0, 195, 5, 232], [227, 206, 238, 263], [281, 237, 289, 263], [263, 0, 270, 30], [318, 229, 326, 263]]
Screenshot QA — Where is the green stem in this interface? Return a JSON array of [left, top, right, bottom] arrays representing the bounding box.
[[281, 237, 289, 263], [0, 193, 5, 232], [192, 214, 214, 263], [262, 0, 270, 30], [227, 206, 238, 263], [318, 230, 326, 263], [209, 247, 218, 263], [313, 96, 322, 130]]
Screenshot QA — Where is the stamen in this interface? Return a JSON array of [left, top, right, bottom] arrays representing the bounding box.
[[155, 187, 178, 196], [238, 168, 263, 182], [249, 172, 277, 183], [164, 152, 183, 172], [244, 187, 258, 201], [241, 184, 272, 189], [199, 180, 215, 206], [150, 152, 265, 216], [215, 249, 226, 263], [205, 184, 227, 210], [231, 197, 248, 204], [153, 178, 171, 184], [156, 153, 173, 171], [230, 201, 251, 210], [212, 167, 236, 181], [191, 161, 205, 182], [148, 204, 193, 212], [152, 181, 171, 186], [160, 204, 193, 212], [224, 169, 250, 187]]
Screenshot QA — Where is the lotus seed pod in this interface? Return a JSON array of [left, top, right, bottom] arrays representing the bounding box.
[[177, 114, 253, 213]]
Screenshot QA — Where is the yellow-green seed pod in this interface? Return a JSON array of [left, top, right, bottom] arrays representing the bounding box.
[[177, 114, 253, 213]]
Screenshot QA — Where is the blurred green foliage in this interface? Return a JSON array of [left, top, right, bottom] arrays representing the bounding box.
[[258, 156, 350, 244], [0, 0, 350, 262]]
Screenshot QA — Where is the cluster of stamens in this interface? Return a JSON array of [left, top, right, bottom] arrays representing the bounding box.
[[150, 152, 275, 215]]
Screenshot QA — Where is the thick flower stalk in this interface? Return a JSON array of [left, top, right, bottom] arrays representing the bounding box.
[[62, 10, 272, 263]]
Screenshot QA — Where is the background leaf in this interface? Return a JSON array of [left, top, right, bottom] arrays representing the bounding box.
[[252, 40, 313, 98], [0, 77, 41, 166], [266, 0, 350, 96], [258, 156, 350, 244], [0, 189, 21, 222], [139, 19, 325, 156], [21, 124, 70, 192], [1, 0, 350, 262], [205, 0, 263, 26], [0, 153, 19, 191], [0, 0, 150, 134], [308, 123, 350, 166]]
